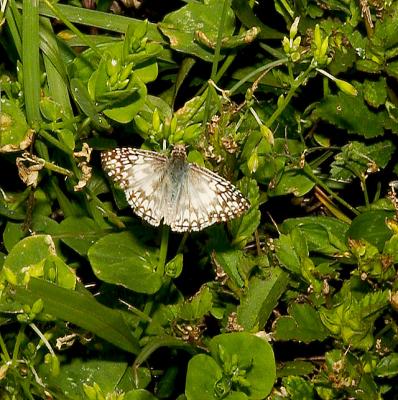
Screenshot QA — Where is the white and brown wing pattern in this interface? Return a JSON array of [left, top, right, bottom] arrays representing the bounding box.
[[101, 145, 250, 232], [101, 148, 169, 227], [169, 162, 250, 232]]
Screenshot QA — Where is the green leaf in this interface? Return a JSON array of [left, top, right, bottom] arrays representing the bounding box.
[[212, 249, 254, 288], [3, 221, 26, 252], [375, 354, 398, 378], [57, 216, 105, 256], [330, 141, 395, 181], [159, 0, 235, 62], [102, 72, 147, 123], [57, 129, 75, 151], [328, 48, 356, 75], [124, 390, 158, 400], [209, 332, 276, 399], [363, 78, 387, 108], [274, 303, 329, 342], [40, 96, 64, 121], [268, 169, 315, 197], [88, 232, 162, 294], [237, 268, 289, 330], [2, 234, 75, 288], [371, 4, 398, 52], [42, 359, 128, 400], [277, 360, 315, 377], [179, 286, 213, 321], [186, 332, 275, 400], [281, 216, 350, 255], [274, 233, 302, 276], [386, 59, 398, 79], [347, 210, 395, 251], [229, 178, 261, 247], [186, 354, 223, 400], [383, 233, 398, 263], [0, 190, 28, 220], [165, 253, 183, 278], [13, 278, 140, 354], [282, 376, 314, 399], [348, 238, 395, 281], [316, 92, 385, 138], [319, 282, 389, 350], [70, 78, 111, 130], [0, 99, 33, 152]]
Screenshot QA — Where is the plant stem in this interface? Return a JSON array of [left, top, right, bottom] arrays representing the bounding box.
[[266, 65, 313, 127], [177, 232, 189, 255], [302, 164, 360, 215], [229, 58, 288, 96], [0, 333, 11, 361], [38, 129, 72, 155], [203, 0, 230, 126], [12, 325, 26, 363], [43, 0, 101, 58], [157, 225, 169, 275], [29, 323, 55, 355]]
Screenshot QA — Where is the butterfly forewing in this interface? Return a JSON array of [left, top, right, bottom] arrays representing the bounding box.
[[102, 146, 250, 232], [101, 148, 168, 227]]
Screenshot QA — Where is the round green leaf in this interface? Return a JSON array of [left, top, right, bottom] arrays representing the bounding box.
[[88, 232, 162, 294], [209, 332, 276, 400], [185, 354, 224, 400], [2, 234, 75, 288], [3, 235, 56, 282]]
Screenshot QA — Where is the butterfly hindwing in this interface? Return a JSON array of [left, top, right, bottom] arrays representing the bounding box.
[[101, 148, 168, 227], [169, 163, 250, 232]]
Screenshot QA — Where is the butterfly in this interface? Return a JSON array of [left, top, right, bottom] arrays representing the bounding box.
[[101, 144, 249, 232]]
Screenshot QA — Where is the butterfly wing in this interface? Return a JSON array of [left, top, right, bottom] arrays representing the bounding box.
[[101, 148, 169, 227], [169, 163, 250, 232]]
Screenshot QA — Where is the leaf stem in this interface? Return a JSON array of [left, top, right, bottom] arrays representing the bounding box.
[[302, 164, 360, 215], [12, 324, 26, 363], [0, 333, 11, 361], [38, 129, 73, 155], [29, 322, 55, 355], [229, 57, 288, 96], [43, 0, 102, 58], [177, 232, 189, 255], [266, 65, 313, 127], [157, 225, 169, 275], [203, 0, 230, 125], [361, 176, 370, 207]]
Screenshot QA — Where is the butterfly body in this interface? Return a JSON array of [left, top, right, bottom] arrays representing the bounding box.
[[101, 145, 249, 232]]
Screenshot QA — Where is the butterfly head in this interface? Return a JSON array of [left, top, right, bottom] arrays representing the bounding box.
[[171, 144, 187, 161]]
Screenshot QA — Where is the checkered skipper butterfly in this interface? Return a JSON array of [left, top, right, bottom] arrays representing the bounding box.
[[101, 144, 249, 232]]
